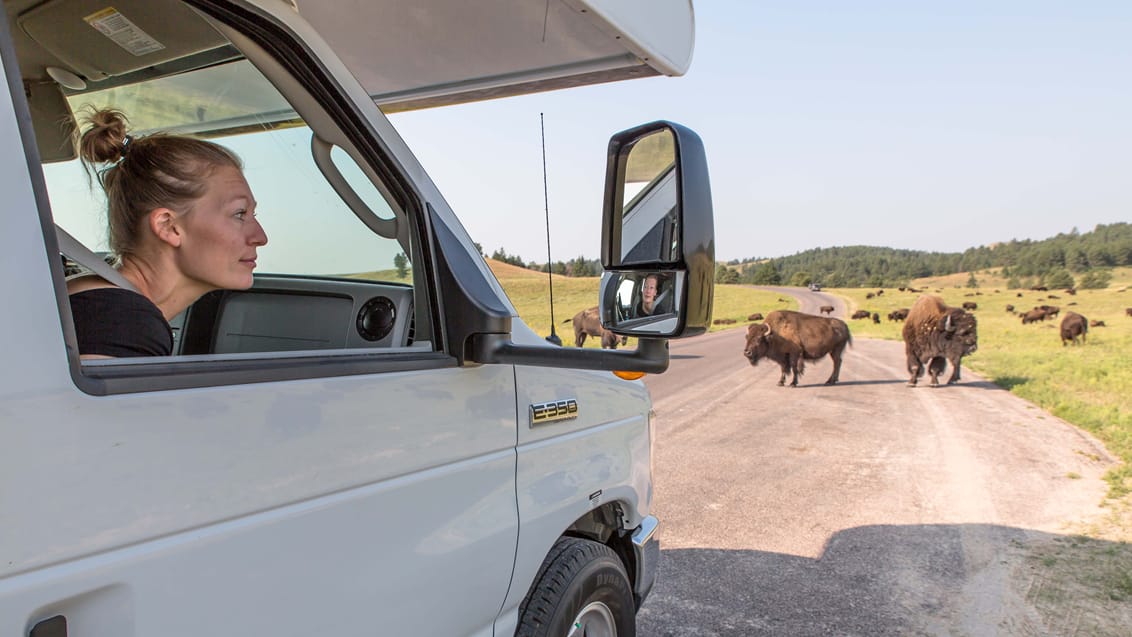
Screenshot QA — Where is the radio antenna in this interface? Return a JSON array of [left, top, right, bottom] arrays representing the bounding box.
[[541, 112, 562, 345]]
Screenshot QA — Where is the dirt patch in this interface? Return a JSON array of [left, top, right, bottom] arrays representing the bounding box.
[[1007, 495, 1132, 636]]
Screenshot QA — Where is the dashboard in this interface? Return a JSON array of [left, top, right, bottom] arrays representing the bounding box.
[[172, 275, 415, 355]]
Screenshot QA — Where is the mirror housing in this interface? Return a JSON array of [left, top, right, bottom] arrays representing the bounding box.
[[601, 121, 714, 339]]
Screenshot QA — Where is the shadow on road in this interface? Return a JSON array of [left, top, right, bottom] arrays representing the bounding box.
[[671, 354, 704, 360], [825, 379, 908, 387], [637, 524, 1132, 637]]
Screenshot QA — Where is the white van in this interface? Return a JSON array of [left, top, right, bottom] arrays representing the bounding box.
[[0, 1, 713, 635]]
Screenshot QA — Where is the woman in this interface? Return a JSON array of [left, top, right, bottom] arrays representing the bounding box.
[[68, 109, 268, 359], [633, 273, 672, 318]]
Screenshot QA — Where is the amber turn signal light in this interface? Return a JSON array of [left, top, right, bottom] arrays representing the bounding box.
[[613, 370, 646, 381]]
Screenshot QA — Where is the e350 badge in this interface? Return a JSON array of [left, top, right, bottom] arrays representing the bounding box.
[[529, 398, 579, 427]]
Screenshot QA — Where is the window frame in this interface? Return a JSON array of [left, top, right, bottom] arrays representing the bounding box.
[[27, 0, 455, 395]]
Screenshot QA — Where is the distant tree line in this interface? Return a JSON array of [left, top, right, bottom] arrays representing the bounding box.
[[722, 223, 1131, 289], [482, 245, 602, 278]]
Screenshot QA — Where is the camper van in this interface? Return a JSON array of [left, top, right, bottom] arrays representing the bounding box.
[[0, 1, 713, 635]]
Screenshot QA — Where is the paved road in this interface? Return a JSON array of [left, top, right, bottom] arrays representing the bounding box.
[[638, 289, 1116, 636]]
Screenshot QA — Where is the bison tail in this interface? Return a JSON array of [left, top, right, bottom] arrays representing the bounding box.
[[562, 318, 572, 324]]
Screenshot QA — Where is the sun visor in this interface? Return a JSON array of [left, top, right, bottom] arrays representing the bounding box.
[[294, 0, 695, 112], [26, 80, 78, 162], [18, 0, 227, 81]]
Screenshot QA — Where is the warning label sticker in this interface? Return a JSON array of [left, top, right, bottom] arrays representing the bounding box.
[[84, 7, 166, 57]]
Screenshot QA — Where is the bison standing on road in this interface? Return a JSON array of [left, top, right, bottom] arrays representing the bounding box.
[[1060, 312, 1088, 346], [819, 305, 835, 315], [902, 295, 978, 387], [743, 310, 852, 387], [565, 307, 624, 349]]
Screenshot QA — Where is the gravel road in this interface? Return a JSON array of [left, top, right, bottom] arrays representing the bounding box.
[[637, 289, 1119, 636]]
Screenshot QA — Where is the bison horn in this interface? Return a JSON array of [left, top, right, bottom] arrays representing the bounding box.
[[944, 315, 953, 332]]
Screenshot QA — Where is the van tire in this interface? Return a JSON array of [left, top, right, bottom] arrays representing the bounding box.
[[516, 536, 636, 637]]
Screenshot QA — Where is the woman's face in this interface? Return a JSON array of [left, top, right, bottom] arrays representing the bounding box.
[[175, 164, 268, 291], [642, 276, 658, 306]]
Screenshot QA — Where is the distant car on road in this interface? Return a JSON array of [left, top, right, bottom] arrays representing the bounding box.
[[809, 283, 823, 291]]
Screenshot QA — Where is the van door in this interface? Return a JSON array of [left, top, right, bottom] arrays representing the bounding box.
[[1, 3, 517, 635]]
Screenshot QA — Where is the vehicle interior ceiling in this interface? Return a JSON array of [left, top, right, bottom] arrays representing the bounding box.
[[9, 0, 410, 258]]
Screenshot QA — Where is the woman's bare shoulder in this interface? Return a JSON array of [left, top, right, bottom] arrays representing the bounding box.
[[66, 273, 118, 295]]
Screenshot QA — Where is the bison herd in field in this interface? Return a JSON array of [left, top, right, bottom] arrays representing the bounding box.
[[738, 288, 1131, 387], [564, 288, 1129, 386]]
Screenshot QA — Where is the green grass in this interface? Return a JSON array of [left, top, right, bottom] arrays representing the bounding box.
[[832, 267, 1132, 497]]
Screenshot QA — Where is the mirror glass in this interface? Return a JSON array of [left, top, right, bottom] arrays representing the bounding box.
[[602, 270, 683, 336], [620, 129, 678, 265]]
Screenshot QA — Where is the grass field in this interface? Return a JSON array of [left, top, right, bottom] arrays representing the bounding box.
[[830, 267, 1132, 502]]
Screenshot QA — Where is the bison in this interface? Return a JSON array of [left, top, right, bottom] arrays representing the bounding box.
[[1040, 305, 1060, 319], [902, 295, 978, 387], [1060, 312, 1088, 346], [1005, 304, 1015, 313], [888, 308, 910, 322], [851, 310, 871, 320], [819, 305, 834, 315], [1021, 308, 1046, 324], [743, 310, 851, 387], [1089, 320, 1106, 328], [1126, 308, 1132, 317], [747, 312, 764, 322], [961, 301, 978, 311], [565, 307, 624, 349], [872, 313, 881, 324]]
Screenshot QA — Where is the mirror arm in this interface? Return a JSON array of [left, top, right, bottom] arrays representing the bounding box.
[[468, 334, 670, 374]]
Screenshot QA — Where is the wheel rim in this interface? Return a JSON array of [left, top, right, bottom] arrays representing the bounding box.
[[566, 600, 617, 637]]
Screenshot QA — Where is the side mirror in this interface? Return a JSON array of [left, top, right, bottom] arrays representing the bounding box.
[[458, 121, 713, 374], [601, 122, 714, 338]]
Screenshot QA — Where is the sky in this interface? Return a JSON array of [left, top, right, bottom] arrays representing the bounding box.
[[388, 1, 1132, 264]]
